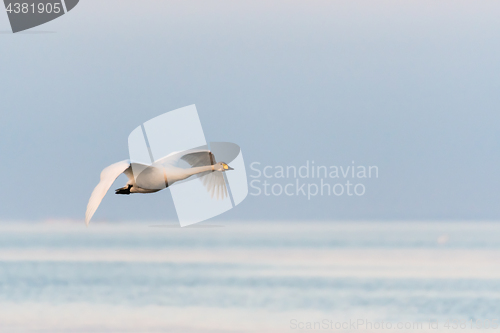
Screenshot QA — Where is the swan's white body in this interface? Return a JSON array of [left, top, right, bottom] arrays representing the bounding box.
[[85, 150, 231, 225]]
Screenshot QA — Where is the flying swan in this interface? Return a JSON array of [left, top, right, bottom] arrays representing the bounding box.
[[85, 149, 233, 225]]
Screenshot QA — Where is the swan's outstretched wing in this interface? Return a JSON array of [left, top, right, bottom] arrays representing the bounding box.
[[85, 160, 130, 225], [180, 150, 214, 168], [199, 168, 228, 200], [180, 150, 228, 200]]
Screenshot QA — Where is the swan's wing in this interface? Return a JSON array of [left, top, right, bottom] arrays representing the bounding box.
[[199, 169, 228, 200], [180, 150, 228, 200], [85, 160, 130, 225], [153, 149, 212, 168], [180, 150, 214, 168], [153, 150, 183, 166]]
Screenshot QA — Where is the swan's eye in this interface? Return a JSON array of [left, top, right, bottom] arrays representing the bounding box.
[[223, 164, 228, 170]]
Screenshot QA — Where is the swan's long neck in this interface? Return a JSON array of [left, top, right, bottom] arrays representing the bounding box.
[[184, 165, 215, 178]]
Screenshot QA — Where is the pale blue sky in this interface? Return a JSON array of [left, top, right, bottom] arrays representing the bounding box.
[[1, 1, 499, 222]]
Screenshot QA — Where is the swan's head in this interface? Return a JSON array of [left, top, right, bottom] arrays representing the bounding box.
[[215, 162, 234, 172]]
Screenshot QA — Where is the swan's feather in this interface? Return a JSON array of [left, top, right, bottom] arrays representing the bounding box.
[[85, 160, 130, 225], [180, 150, 213, 168]]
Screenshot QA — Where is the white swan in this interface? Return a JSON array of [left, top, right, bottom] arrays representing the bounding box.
[[85, 150, 233, 225]]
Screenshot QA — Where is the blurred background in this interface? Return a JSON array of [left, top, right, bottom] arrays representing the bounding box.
[[1, 1, 499, 332], [1, 0, 500, 222]]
